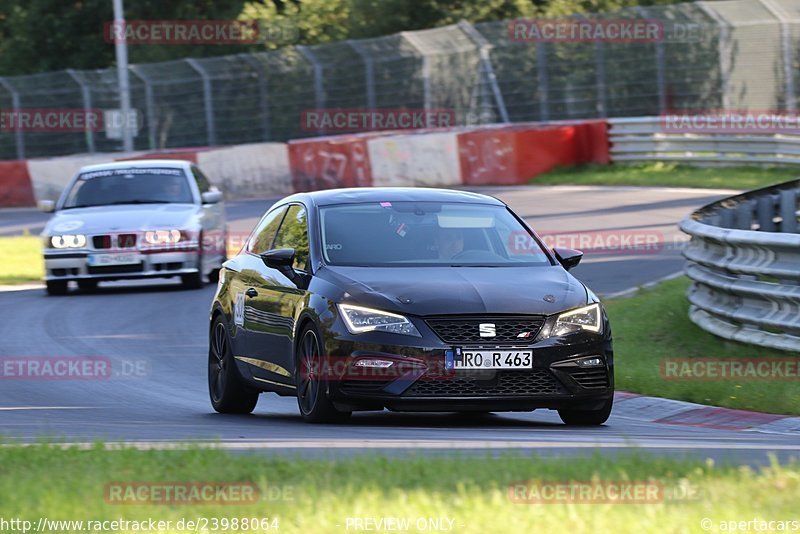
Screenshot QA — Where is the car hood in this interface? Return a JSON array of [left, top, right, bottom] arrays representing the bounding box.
[[43, 204, 199, 235], [318, 265, 588, 317]]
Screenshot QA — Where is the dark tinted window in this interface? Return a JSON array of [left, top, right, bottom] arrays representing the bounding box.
[[248, 206, 287, 254], [191, 166, 212, 194], [273, 204, 310, 272], [63, 168, 193, 208], [319, 202, 550, 267]]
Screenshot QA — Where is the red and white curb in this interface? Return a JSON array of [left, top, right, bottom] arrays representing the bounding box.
[[614, 391, 800, 434]]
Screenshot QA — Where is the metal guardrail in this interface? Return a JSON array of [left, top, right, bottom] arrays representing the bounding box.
[[609, 116, 800, 166], [678, 180, 800, 352]]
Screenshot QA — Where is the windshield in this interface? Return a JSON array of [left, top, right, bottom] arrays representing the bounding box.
[[320, 201, 551, 267], [62, 167, 193, 208]]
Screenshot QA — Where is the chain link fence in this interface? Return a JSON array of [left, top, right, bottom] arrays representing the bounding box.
[[0, 0, 796, 160]]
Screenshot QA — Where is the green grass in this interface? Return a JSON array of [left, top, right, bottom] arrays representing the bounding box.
[[0, 445, 797, 533], [0, 236, 42, 284], [533, 163, 799, 189], [606, 276, 800, 416]]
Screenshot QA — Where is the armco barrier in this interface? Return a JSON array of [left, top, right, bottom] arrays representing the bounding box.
[[679, 180, 800, 353]]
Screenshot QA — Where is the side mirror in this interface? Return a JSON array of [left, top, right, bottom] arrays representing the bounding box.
[[553, 247, 583, 271], [38, 200, 56, 213], [201, 191, 223, 204], [260, 248, 295, 269], [260, 248, 305, 288]]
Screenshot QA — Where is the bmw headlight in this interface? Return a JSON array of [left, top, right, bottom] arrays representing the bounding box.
[[144, 229, 182, 245], [338, 304, 421, 337], [50, 234, 87, 249], [539, 303, 602, 339]]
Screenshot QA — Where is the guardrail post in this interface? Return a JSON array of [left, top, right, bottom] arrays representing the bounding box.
[[129, 65, 157, 150], [239, 54, 271, 141], [0, 77, 25, 159], [185, 58, 217, 147], [779, 190, 797, 233], [458, 21, 510, 124], [66, 69, 95, 154]]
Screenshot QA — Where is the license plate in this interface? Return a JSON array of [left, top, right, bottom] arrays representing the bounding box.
[[87, 253, 140, 266], [454, 349, 533, 370]]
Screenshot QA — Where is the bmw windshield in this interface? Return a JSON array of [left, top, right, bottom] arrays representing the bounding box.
[[62, 167, 193, 209], [319, 201, 552, 267]]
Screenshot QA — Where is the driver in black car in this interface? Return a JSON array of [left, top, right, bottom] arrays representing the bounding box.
[[435, 227, 464, 260]]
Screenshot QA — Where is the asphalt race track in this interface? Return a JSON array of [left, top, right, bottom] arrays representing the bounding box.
[[5, 185, 797, 464]]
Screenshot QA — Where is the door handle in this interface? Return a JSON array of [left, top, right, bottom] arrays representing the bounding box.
[[245, 288, 258, 298]]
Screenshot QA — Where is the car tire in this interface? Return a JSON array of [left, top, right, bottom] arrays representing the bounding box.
[[77, 280, 97, 291], [181, 272, 203, 289], [558, 397, 613, 426], [295, 324, 351, 424], [208, 315, 259, 414], [45, 280, 68, 296]]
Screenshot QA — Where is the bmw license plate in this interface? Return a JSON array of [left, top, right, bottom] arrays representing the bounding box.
[[87, 253, 140, 266], [452, 348, 532, 370]]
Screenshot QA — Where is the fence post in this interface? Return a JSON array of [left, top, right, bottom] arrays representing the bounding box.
[[697, 3, 732, 109], [185, 58, 217, 146], [347, 40, 376, 113], [402, 32, 432, 113], [759, 0, 796, 111], [66, 69, 95, 154], [537, 43, 550, 121], [297, 45, 326, 135], [239, 54, 271, 141], [129, 66, 157, 150], [0, 77, 25, 159], [458, 21, 510, 124]]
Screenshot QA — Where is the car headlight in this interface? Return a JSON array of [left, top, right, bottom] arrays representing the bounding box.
[[338, 304, 421, 337], [50, 234, 86, 249], [144, 229, 182, 245], [539, 303, 602, 339]]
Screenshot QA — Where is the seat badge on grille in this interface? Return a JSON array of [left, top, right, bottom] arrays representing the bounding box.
[[479, 323, 496, 337]]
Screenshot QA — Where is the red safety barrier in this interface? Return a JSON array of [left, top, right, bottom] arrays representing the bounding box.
[[0, 161, 36, 207], [288, 135, 373, 192], [458, 121, 609, 185]]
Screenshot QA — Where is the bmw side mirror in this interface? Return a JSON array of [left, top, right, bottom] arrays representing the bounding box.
[[553, 247, 583, 271], [38, 200, 56, 213], [201, 191, 223, 204]]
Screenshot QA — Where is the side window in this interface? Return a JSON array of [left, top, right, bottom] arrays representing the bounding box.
[[191, 166, 212, 194], [273, 204, 310, 272], [248, 206, 288, 254]]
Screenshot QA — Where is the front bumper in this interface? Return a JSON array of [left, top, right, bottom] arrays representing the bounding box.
[[322, 331, 614, 413], [43, 250, 199, 282]]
